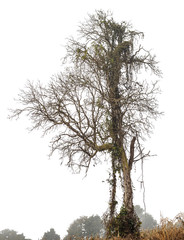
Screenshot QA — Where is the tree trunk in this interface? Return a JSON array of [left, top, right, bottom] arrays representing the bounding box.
[[107, 37, 138, 236], [123, 167, 134, 214], [109, 153, 117, 219], [119, 148, 140, 239], [121, 148, 134, 215]]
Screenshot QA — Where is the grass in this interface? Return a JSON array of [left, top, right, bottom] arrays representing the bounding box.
[[139, 213, 184, 240]]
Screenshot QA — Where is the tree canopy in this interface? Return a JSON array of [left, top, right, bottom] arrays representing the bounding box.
[[41, 228, 60, 240], [64, 215, 104, 240], [135, 205, 157, 229]]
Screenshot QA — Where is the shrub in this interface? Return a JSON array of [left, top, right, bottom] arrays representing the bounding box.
[[106, 206, 141, 239]]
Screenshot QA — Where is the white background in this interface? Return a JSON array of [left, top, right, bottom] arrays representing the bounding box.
[[0, 0, 184, 239]]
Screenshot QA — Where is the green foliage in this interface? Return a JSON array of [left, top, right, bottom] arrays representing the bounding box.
[[105, 206, 141, 239], [41, 228, 60, 240], [64, 215, 104, 240], [0, 229, 30, 240], [135, 205, 157, 229]]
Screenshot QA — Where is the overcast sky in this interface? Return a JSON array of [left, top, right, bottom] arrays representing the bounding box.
[[0, 0, 184, 239]]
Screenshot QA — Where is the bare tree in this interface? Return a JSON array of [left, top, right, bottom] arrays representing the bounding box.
[[10, 10, 162, 238]]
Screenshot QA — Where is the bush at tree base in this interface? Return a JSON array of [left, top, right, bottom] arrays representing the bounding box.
[[105, 206, 141, 239]]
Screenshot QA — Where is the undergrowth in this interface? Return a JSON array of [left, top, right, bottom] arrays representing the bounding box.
[[74, 213, 184, 240]]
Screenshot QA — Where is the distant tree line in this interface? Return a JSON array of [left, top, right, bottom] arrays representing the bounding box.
[[0, 206, 157, 240], [0, 228, 60, 240], [0, 229, 31, 240]]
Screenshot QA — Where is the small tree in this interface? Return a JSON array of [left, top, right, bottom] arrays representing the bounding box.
[[85, 215, 104, 237], [64, 215, 104, 240], [10, 10, 162, 239], [64, 217, 85, 240], [0, 229, 31, 240], [41, 228, 60, 240], [134, 205, 157, 229]]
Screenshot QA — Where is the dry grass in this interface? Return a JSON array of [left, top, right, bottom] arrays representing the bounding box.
[[139, 213, 184, 240]]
